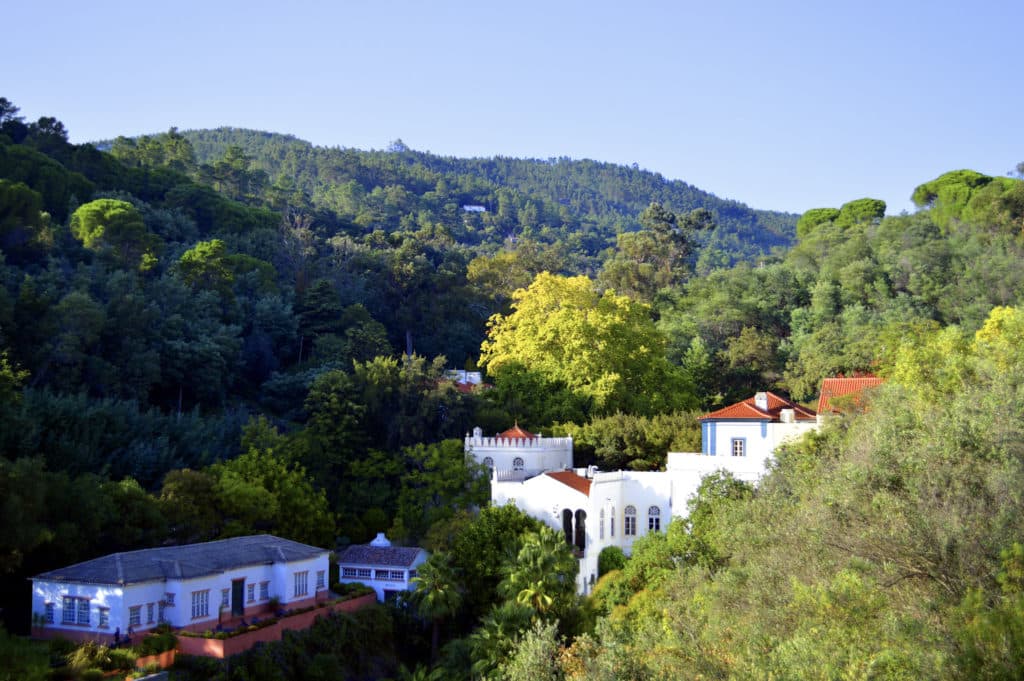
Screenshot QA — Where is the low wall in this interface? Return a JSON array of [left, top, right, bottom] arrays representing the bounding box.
[[177, 593, 376, 658], [135, 649, 176, 670]]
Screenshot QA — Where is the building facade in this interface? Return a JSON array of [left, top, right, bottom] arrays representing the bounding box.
[[465, 425, 573, 479], [335, 533, 428, 602], [31, 535, 330, 644], [484, 392, 819, 593]]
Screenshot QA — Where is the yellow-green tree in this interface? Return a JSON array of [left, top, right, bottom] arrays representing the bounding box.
[[69, 199, 160, 271], [480, 273, 695, 418]]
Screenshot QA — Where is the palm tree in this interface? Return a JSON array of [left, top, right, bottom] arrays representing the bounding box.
[[499, 526, 578, 617], [410, 552, 463, 661]]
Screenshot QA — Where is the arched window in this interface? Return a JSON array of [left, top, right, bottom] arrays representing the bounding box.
[[599, 508, 605, 539], [574, 509, 587, 552], [648, 506, 661, 532], [512, 457, 524, 471], [562, 509, 574, 545], [482, 456, 494, 469], [624, 505, 637, 536]]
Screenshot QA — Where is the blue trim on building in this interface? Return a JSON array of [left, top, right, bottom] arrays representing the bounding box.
[[760, 421, 768, 438], [701, 422, 709, 454], [709, 423, 716, 455]]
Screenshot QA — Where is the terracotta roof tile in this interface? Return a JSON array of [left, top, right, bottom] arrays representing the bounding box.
[[498, 424, 536, 440], [701, 391, 816, 422], [545, 471, 591, 496], [817, 376, 884, 413]]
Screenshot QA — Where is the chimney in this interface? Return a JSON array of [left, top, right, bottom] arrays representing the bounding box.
[[780, 408, 795, 423], [370, 533, 391, 548], [754, 392, 769, 411]]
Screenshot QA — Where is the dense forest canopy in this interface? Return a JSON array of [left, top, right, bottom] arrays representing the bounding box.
[[4, 95, 1024, 679]]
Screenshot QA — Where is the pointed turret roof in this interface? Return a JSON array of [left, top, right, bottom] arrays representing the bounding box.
[[498, 423, 536, 440]]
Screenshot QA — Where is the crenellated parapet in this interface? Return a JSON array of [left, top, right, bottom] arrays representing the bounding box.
[[465, 425, 574, 474]]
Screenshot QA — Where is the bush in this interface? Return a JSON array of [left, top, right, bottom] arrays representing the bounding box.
[[598, 545, 628, 577], [330, 581, 375, 598], [105, 647, 138, 670], [135, 629, 177, 656], [78, 670, 104, 681]]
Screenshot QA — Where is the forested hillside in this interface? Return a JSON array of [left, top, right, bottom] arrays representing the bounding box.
[[177, 127, 798, 268], [4, 94, 1024, 679]]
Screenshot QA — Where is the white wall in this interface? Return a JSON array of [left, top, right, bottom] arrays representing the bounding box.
[[32, 553, 329, 635], [337, 550, 428, 601], [466, 435, 573, 475]]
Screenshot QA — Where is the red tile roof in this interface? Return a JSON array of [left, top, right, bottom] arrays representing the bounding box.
[[817, 376, 884, 414], [701, 392, 816, 422], [545, 471, 591, 496], [498, 424, 536, 440]]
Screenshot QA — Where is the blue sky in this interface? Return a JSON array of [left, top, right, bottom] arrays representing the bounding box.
[[6, 0, 1022, 215]]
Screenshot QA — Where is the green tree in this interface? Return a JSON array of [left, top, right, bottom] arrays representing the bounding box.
[[499, 526, 578, 618], [481, 273, 696, 418], [69, 199, 161, 271], [410, 553, 463, 661], [392, 439, 489, 543], [176, 239, 234, 296]]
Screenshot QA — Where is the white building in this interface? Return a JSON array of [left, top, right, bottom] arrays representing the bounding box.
[[484, 392, 819, 593], [335, 533, 428, 602], [30, 535, 331, 644], [465, 424, 573, 479]]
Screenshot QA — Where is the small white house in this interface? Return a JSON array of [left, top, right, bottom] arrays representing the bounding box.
[[335, 533, 428, 602], [31, 535, 330, 644]]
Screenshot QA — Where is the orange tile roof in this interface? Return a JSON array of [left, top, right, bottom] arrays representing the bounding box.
[[701, 391, 816, 422], [545, 471, 591, 496], [498, 424, 536, 440], [817, 376, 884, 413]]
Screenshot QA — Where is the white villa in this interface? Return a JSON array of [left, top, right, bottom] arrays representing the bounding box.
[[335, 533, 428, 602], [479, 392, 819, 593], [31, 535, 330, 644]]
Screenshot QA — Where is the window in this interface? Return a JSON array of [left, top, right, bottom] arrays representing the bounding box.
[[294, 571, 309, 597], [409, 570, 418, 580], [247, 584, 255, 602], [342, 567, 358, 578], [164, 592, 175, 606], [62, 597, 76, 624], [512, 457, 524, 471], [599, 509, 605, 540], [147, 603, 155, 624], [191, 590, 210, 620], [158, 602, 165, 623], [77, 598, 90, 625], [731, 438, 745, 457], [221, 589, 229, 608], [316, 570, 325, 589], [260, 582, 269, 600], [98, 608, 109, 628], [482, 456, 494, 469], [129, 606, 142, 627], [648, 506, 661, 532], [610, 507, 615, 537], [375, 569, 389, 581], [624, 505, 637, 536], [357, 568, 372, 579], [390, 570, 405, 581], [45, 603, 54, 624]]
